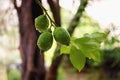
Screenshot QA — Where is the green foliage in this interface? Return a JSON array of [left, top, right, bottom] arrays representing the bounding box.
[[102, 47, 120, 67], [60, 32, 107, 71], [53, 27, 70, 45], [70, 45, 86, 71], [60, 45, 70, 54], [84, 32, 107, 43], [104, 37, 120, 48], [80, 13, 99, 27], [7, 69, 21, 80]]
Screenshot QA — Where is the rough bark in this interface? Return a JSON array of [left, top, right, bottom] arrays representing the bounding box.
[[14, 0, 46, 80]]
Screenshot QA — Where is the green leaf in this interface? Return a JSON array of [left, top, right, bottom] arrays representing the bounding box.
[[84, 32, 107, 43], [74, 37, 90, 44], [73, 37, 101, 62], [85, 51, 101, 62], [91, 51, 101, 62], [92, 32, 107, 42], [74, 37, 100, 52], [70, 46, 86, 72], [60, 45, 70, 54]]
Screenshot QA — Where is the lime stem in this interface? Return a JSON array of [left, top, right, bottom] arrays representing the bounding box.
[[36, 0, 57, 28]]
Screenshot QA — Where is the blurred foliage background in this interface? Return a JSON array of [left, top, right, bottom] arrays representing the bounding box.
[[0, 0, 120, 80]]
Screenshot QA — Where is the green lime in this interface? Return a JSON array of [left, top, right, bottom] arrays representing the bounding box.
[[35, 14, 49, 32], [37, 31, 53, 51], [53, 27, 70, 45]]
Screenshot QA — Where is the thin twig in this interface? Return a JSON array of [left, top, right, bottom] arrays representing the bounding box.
[[35, 0, 57, 27], [13, 0, 21, 12]]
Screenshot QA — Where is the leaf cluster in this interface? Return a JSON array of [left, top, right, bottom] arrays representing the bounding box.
[[61, 32, 107, 71]]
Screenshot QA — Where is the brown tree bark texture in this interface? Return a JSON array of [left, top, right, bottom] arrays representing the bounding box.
[[14, 0, 46, 80]]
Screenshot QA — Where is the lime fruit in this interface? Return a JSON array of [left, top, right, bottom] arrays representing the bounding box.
[[35, 14, 49, 32], [53, 27, 70, 45], [37, 31, 53, 51]]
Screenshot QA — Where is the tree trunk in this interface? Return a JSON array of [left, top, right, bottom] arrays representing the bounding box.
[[13, 0, 46, 80]]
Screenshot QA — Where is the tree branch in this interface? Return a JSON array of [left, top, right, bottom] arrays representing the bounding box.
[[47, 44, 62, 80], [68, 0, 88, 35], [47, 0, 61, 26], [13, 0, 21, 12]]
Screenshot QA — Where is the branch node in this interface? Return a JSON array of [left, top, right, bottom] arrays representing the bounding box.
[[13, 0, 21, 12]]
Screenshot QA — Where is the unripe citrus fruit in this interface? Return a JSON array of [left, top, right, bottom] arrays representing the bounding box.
[[35, 14, 49, 32], [53, 27, 70, 45], [37, 31, 53, 51]]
